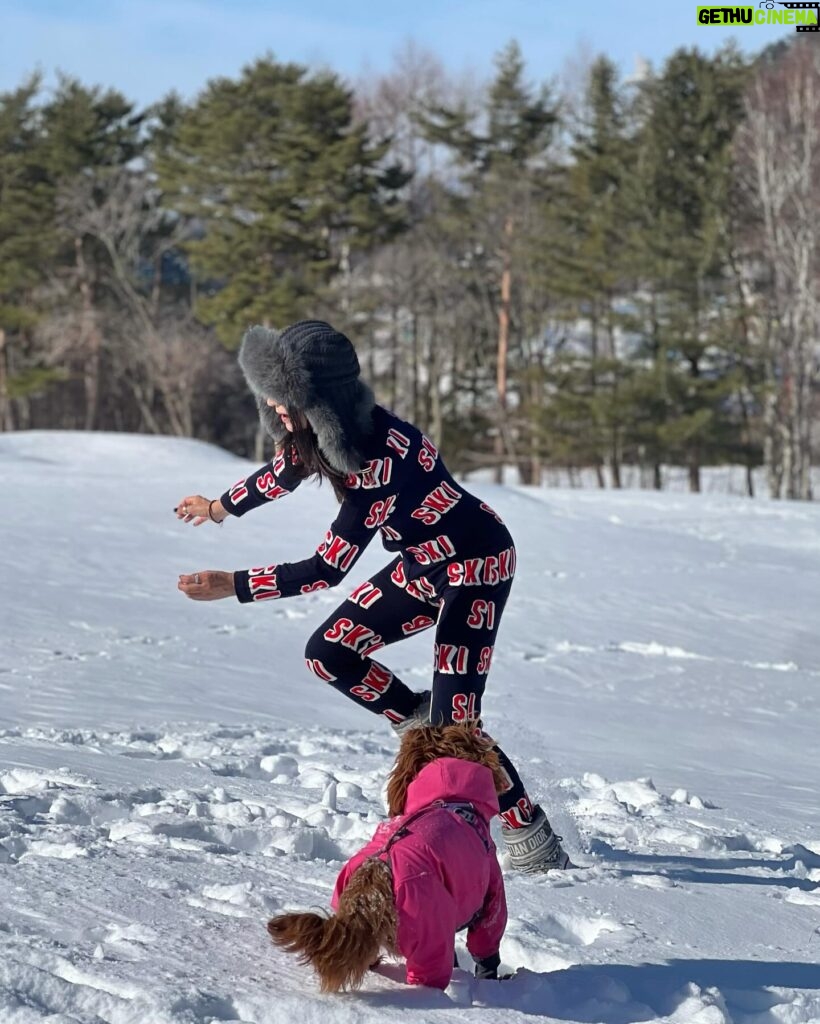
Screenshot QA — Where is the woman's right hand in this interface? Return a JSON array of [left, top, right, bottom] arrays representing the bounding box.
[[175, 495, 227, 526]]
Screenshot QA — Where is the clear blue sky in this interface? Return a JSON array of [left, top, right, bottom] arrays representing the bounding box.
[[0, 0, 801, 105]]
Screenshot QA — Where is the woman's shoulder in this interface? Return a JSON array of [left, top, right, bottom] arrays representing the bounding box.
[[372, 404, 417, 432], [370, 405, 430, 451], [342, 405, 441, 493], [351, 405, 441, 480]]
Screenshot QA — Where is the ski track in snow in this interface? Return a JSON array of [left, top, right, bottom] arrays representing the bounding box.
[[2, 432, 820, 1023]]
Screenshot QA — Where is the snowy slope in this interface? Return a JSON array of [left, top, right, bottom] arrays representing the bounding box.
[[1, 430, 819, 1024]]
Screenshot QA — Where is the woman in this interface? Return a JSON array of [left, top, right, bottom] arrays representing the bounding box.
[[176, 320, 570, 872]]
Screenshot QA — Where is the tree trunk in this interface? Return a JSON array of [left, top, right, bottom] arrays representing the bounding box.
[[763, 361, 782, 498], [688, 457, 701, 494], [796, 331, 813, 500], [591, 307, 606, 488], [687, 353, 702, 494], [494, 215, 513, 485], [611, 427, 622, 489], [389, 305, 399, 411], [0, 328, 13, 432], [129, 379, 163, 434], [649, 288, 665, 492], [606, 299, 621, 488], [367, 327, 377, 386], [799, 387, 813, 500], [411, 313, 420, 424], [737, 383, 755, 499], [427, 310, 442, 447], [75, 237, 104, 432], [529, 376, 542, 487]]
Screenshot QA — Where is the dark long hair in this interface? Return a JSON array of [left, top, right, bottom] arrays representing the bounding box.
[[281, 410, 349, 502]]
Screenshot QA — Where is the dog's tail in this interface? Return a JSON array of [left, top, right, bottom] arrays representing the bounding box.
[[267, 858, 396, 993]]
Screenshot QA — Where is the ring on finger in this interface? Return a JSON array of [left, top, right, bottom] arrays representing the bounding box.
[[194, 573, 201, 584]]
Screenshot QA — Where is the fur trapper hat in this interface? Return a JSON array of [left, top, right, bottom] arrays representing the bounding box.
[[238, 321, 375, 474]]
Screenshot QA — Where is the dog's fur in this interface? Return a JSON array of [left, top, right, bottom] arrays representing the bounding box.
[[267, 857, 397, 994], [266, 723, 503, 993], [385, 724, 506, 818]]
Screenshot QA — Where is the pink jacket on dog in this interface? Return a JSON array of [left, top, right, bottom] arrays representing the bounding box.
[[331, 757, 507, 989]]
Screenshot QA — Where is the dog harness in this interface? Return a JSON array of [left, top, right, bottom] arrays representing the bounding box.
[[369, 799, 491, 932], [374, 800, 491, 857]]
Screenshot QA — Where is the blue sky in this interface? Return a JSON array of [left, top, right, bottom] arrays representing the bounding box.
[[0, 0, 801, 105]]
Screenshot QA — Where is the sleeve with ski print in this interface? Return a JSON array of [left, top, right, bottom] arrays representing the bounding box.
[[233, 495, 380, 604], [219, 446, 303, 518]]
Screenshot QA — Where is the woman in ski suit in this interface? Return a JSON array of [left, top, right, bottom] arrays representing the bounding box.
[[176, 320, 570, 872]]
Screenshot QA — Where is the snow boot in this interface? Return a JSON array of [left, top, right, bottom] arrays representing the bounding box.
[[390, 691, 431, 736], [501, 804, 573, 872]]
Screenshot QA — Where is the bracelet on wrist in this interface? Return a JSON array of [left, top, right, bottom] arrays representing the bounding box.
[[208, 499, 223, 526]]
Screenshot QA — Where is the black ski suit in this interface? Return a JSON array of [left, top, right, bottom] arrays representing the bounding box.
[[221, 404, 534, 826]]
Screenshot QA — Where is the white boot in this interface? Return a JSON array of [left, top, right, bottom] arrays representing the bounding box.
[[390, 691, 431, 736], [501, 805, 574, 872]]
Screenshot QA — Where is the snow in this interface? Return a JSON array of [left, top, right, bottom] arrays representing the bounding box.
[[2, 429, 819, 1024]]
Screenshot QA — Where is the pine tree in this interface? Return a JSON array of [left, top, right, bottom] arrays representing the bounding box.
[[157, 56, 407, 347], [0, 78, 59, 430], [38, 77, 144, 430], [420, 41, 559, 482], [41, 75, 143, 177], [551, 56, 634, 486], [625, 45, 751, 490]]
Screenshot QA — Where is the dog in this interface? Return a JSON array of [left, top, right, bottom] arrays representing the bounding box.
[[266, 723, 508, 992]]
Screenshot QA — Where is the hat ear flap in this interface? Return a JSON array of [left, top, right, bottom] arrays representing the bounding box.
[[239, 325, 314, 409], [307, 380, 375, 474], [254, 395, 287, 443]]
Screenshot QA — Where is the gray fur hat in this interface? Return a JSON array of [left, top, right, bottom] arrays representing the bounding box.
[[238, 320, 375, 474]]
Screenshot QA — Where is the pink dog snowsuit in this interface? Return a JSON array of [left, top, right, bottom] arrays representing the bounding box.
[[331, 757, 507, 989]]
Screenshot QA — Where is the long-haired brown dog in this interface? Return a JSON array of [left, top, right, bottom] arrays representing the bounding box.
[[267, 723, 508, 993]]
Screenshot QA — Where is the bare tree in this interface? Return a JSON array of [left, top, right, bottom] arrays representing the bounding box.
[[0, 329, 12, 431], [56, 167, 220, 437], [736, 42, 820, 499], [353, 44, 474, 434]]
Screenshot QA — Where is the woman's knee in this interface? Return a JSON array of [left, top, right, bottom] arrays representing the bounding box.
[[304, 628, 357, 681]]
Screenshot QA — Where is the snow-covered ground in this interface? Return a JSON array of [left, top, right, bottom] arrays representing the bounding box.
[[1, 430, 819, 1024]]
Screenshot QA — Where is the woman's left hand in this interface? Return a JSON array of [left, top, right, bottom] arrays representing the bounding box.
[[178, 571, 235, 601]]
